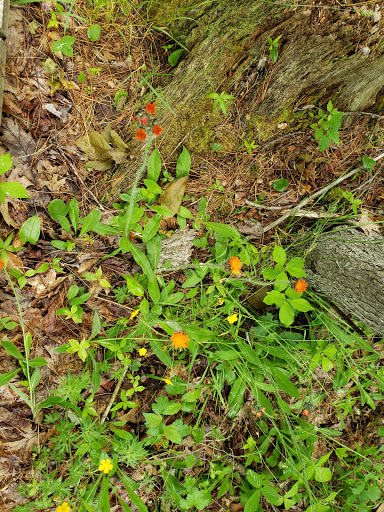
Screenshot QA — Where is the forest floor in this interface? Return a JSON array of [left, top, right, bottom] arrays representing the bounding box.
[[1, 1, 384, 511]]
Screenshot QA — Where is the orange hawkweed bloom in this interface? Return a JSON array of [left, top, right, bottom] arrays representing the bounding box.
[[146, 103, 156, 114], [152, 125, 162, 136], [0, 259, 4, 270], [136, 128, 147, 141], [141, 116, 149, 126], [229, 256, 242, 274], [170, 331, 189, 349], [295, 279, 308, 294]]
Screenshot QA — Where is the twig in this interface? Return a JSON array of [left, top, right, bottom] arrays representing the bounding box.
[[261, 151, 384, 233], [100, 365, 128, 424]]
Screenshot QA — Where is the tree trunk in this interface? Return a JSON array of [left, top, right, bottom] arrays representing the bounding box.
[[304, 228, 384, 336], [105, 0, 384, 203]]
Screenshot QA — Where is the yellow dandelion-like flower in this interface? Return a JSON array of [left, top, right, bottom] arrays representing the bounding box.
[[138, 347, 147, 356], [161, 378, 174, 386], [98, 458, 113, 474], [57, 503, 71, 512], [162, 346, 167, 351], [170, 331, 189, 349], [227, 313, 238, 324], [130, 309, 140, 320]]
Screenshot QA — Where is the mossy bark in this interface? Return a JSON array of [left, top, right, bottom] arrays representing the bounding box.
[[304, 229, 384, 336], [106, 0, 384, 203]]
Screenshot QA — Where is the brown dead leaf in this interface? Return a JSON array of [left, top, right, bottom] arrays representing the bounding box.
[[0, 118, 36, 161], [2, 93, 22, 115], [5, 251, 24, 271], [41, 304, 58, 332], [158, 176, 188, 216], [356, 210, 381, 238], [27, 269, 67, 299]]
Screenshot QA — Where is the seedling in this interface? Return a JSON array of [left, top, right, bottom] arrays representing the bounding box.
[[206, 91, 235, 116], [267, 35, 282, 63], [244, 139, 259, 154], [310, 100, 343, 152]]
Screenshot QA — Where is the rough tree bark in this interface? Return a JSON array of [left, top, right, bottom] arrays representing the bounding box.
[[105, 0, 384, 202], [304, 229, 384, 336]]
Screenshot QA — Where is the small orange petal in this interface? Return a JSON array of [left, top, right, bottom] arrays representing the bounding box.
[[170, 331, 189, 349], [229, 256, 242, 274], [294, 279, 308, 294]]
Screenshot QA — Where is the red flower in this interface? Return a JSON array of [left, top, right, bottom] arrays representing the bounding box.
[[146, 103, 156, 114], [136, 128, 147, 141], [0, 258, 4, 270], [134, 116, 139, 122], [295, 279, 308, 294], [152, 125, 162, 136], [141, 116, 148, 126]]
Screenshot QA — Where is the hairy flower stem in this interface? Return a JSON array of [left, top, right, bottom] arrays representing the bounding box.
[[124, 135, 153, 237]]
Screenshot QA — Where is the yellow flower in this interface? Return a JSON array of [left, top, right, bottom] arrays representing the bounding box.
[[138, 347, 147, 356], [57, 503, 71, 512], [98, 458, 113, 474], [217, 297, 224, 306], [162, 346, 167, 351], [227, 313, 238, 324], [161, 378, 173, 386], [130, 309, 140, 320]]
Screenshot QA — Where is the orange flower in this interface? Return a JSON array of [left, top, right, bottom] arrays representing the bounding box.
[[152, 125, 162, 136], [0, 258, 4, 270], [141, 116, 148, 126], [170, 331, 189, 349], [229, 256, 242, 274], [146, 103, 156, 114], [136, 128, 147, 141], [294, 279, 308, 294]]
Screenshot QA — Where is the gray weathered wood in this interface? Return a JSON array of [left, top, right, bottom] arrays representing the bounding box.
[[304, 229, 384, 336], [0, 0, 9, 126], [0, 0, 9, 39]]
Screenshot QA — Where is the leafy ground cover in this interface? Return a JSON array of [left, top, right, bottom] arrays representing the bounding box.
[[1, 1, 384, 512]]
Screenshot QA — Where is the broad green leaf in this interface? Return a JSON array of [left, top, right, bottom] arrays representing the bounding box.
[[261, 486, 283, 505], [142, 214, 162, 242], [168, 48, 182, 66], [30, 368, 40, 392], [0, 153, 13, 175], [58, 215, 71, 233], [124, 239, 153, 279], [2, 340, 24, 361], [69, 198, 79, 234], [143, 179, 163, 195], [124, 275, 144, 296], [149, 338, 172, 367], [247, 469, 263, 488], [9, 384, 31, 407], [228, 377, 246, 418], [0, 369, 20, 387], [19, 215, 40, 244], [147, 275, 160, 303], [279, 301, 295, 326], [182, 268, 207, 288], [314, 467, 332, 482], [29, 357, 48, 367], [176, 146, 191, 178], [87, 24, 101, 41], [272, 178, 289, 192], [272, 245, 286, 265], [150, 205, 174, 217], [263, 290, 285, 306], [146, 234, 161, 270], [244, 490, 260, 512], [0, 182, 30, 199], [269, 366, 300, 398], [79, 210, 101, 237], [274, 271, 289, 292], [290, 298, 313, 312], [90, 311, 101, 340], [147, 149, 162, 182], [205, 222, 240, 239], [51, 35, 76, 57], [164, 424, 182, 443]]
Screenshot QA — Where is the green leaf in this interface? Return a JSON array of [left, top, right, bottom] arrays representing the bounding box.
[[263, 290, 285, 306], [289, 298, 313, 312], [150, 205, 175, 217], [30, 368, 40, 392], [247, 469, 263, 488], [147, 275, 160, 303], [314, 467, 332, 482], [168, 48, 182, 66], [147, 149, 161, 182], [0, 369, 20, 387], [0, 182, 30, 199], [146, 234, 161, 270], [124, 275, 145, 296], [261, 486, 283, 506], [274, 271, 289, 292], [176, 147, 191, 178], [19, 216, 40, 244], [205, 222, 240, 238], [228, 377, 246, 418], [362, 155, 376, 171], [51, 35, 76, 57], [123, 239, 153, 279], [318, 134, 331, 152], [142, 214, 162, 242], [182, 268, 208, 288], [149, 338, 172, 367], [87, 24, 101, 42], [58, 215, 71, 233], [29, 357, 48, 367], [269, 366, 300, 398], [279, 301, 295, 326], [272, 178, 289, 192], [69, 198, 79, 234], [244, 490, 260, 512], [90, 311, 101, 340], [272, 245, 286, 265], [143, 179, 163, 195], [2, 340, 24, 361], [79, 210, 101, 237], [0, 153, 13, 175]]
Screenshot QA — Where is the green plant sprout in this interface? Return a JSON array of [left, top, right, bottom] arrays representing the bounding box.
[[244, 138, 259, 154], [310, 100, 344, 152], [267, 34, 282, 63], [206, 91, 235, 116]]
